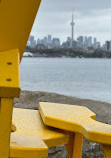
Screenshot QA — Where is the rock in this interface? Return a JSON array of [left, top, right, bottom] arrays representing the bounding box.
[[82, 139, 104, 158], [48, 146, 69, 158]]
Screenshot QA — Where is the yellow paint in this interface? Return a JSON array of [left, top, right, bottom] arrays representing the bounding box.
[[11, 123, 17, 133], [72, 133, 83, 158], [0, 98, 13, 158], [102, 145, 111, 158], [65, 132, 75, 157], [65, 132, 83, 158], [10, 135, 48, 158], [0, 49, 20, 98], [0, 0, 41, 60], [39, 102, 111, 145], [1, 0, 111, 157], [10, 108, 69, 157]]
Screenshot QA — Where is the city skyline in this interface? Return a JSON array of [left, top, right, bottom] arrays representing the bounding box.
[[28, 34, 100, 48], [27, 14, 106, 50], [29, 14, 108, 47], [30, 0, 111, 44]]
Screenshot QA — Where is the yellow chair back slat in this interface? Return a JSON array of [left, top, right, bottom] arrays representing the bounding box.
[[0, 1, 41, 157], [0, 0, 41, 60]]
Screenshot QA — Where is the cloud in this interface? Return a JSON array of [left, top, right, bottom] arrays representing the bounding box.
[[40, 0, 111, 13], [31, 0, 111, 44]]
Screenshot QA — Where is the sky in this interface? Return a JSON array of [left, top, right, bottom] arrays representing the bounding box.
[[31, 0, 111, 44]]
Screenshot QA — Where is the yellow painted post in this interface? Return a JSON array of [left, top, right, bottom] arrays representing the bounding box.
[[102, 145, 111, 158], [0, 49, 20, 98], [0, 50, 20, 157], [65, 132, 83, 158], [65, 132, 75, 158], [0, 98, 13, 158], [72, 133, 83, 158]]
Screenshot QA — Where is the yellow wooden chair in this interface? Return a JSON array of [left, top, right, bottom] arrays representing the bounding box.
[[39, 102, 111, 158], [0, 0, 111, 158], [0, 1, 68, 158]]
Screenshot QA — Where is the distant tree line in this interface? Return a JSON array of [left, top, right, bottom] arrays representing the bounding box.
[[25, 46, 111, 58]]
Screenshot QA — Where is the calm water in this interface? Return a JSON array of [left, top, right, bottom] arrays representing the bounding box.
[[20, 58, 111, 103]]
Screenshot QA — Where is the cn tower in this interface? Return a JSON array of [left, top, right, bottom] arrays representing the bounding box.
[[71, 14, 75, 41]]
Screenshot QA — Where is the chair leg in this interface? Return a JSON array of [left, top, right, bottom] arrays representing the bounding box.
[[65, 132, 83, 158], [65, 132, 75, 157], [102, 144, 111, 158], [0, 98, 13, 158]]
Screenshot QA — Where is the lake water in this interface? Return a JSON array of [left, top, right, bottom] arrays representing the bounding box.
[[20, 58, 111, 103]]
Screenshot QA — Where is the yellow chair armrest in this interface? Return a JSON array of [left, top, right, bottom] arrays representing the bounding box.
[[39, 102, 111, 145]]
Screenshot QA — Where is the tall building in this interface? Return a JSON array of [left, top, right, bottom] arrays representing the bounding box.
[[52, 38, 60, 48], [67, 37, 71, 43], [43, 37, 48, 46], [87, 37, 92, 47], [105, 41, 110, 52], [70, 14, 75, 42], [96, 42, 101, 49], [94, 38, 97, 49], [110, 41, 111, 51], [48, 35, 52, 43], [37, 39, 41, 45], [77, 36, 84, 47], [94, 38, 97, 44], [84, 36, 88, 46], [28, 35, 36, 48]]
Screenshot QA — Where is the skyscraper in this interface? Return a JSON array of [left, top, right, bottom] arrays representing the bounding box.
[[77, 36, 84, 45], [28, 35, 36, 48], [87, 37, 92, 46], [94, 38, 97, 49], [71, 14, 75, 41], [48, 35, 52, 43]]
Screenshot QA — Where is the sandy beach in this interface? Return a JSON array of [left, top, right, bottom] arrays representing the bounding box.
[[14, 91, 111, 158]]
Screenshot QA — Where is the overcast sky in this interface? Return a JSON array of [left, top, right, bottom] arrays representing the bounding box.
[[31, 0, 111, 44]]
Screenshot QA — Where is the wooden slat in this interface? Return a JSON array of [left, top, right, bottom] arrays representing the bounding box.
[[39, 102, 111, 144], [0, 50, 20, 98], [10, 135, 48, 158], [65, 132, 83, 158], [10, 108, 68, 158], [72, 133, 83, 158], [0, 98, 13, 158], [65, 132, 75, 158], [0, 0, 41, 60], [102, 145, 111, 158]]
